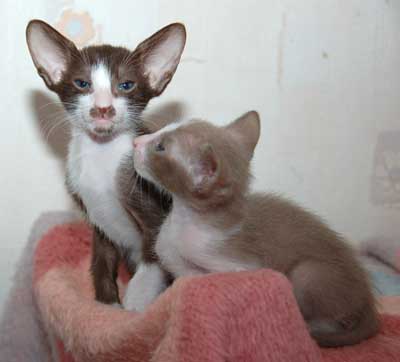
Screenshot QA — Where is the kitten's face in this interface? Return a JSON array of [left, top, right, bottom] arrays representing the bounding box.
[[50, 46, 149, 137], [133, 121, 203, 195], [26, 20, 186, 138], [133, 112, 261, 206]]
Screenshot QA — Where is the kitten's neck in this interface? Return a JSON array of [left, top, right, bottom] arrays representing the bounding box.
[[172, 194, 246, 231]]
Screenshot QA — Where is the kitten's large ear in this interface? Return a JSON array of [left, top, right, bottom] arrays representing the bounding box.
[[226, 111, 261, 160], [135, 23, 186, 96], [26, 20, 78, 89], [191, 143, 220, 196]]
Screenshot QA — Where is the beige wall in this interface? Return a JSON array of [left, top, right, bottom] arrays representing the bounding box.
[[1, 0, 400, 307]]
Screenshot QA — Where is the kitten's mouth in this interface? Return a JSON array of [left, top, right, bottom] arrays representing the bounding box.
[[93, 117, 113, 127], [89, 118, 115, 137], [93, 125, 113, 133], [91, 125, 113, 136]]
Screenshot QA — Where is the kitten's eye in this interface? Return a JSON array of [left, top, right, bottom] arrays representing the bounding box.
[[155, 142, 165, 152], [118, 81, 135, 92], [74, 79, 90, 89]]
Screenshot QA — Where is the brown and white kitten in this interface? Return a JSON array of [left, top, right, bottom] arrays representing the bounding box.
[[26, 20, 186, 308], [131, 111, 379, 347]]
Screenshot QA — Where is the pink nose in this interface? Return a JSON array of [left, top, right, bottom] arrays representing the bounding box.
[[134, 133, 160, 152], [98, 106, 111, 116], [133, 135, 148, 149], [90, 105, 116, 119]]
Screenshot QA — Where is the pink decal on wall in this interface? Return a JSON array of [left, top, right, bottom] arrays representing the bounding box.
[[55, 9, 100, 47]]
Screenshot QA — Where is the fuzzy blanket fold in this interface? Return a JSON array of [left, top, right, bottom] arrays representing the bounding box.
[[2, 213, 400, 362]]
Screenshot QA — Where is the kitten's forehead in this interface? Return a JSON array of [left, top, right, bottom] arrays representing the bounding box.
[[64, 45, 133, 85], [66, 45, 135, 84], [174, 121, 222, 146], [154, 120, 210, 137], [147, 120, 223, 158], [81, 45, 131, 69], [157, 121, 185, 137]]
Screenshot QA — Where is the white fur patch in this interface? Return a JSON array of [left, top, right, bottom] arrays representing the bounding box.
[[91, 63, 113, 107], [155, 198, 255, 277], [67, 131, 142, 260], [154, 121, 183, 135], [123, 263, 167, 312], [91, 63, 111, 90], [141, 121, 183, 144]]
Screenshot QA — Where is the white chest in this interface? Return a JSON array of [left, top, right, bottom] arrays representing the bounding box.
[[155, 201, 247, 277], [67, 133, 142, 256]]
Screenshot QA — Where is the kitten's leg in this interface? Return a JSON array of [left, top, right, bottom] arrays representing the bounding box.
[[123, 262, 167, 312], [289, 260, 379, 347], [91, 227, 121, 304]]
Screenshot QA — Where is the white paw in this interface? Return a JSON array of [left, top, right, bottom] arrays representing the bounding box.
[[123, 289, 151, 312], [122, 263, 167, 312], [110, 302, 123, 309]]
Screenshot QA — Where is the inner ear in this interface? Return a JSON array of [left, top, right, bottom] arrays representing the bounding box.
[[199, 145, 218, 177], [134, 23, 186, 96], [26, 20, 77, 88], [225, 111, 261, 161], [192, 144, 219, 193]]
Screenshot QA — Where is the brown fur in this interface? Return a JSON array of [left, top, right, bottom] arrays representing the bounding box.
[[117, 153, 172, 264], [27, 20, 184, 304], [91, 227, 121, 304], [138, 111, 380, 347]]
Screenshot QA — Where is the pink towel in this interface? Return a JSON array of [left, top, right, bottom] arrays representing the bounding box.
[[32, 222, 400, 362]]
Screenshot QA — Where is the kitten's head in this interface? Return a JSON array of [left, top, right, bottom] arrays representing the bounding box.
[[26, 20, 186, 139], [133, 111, 260, 208]]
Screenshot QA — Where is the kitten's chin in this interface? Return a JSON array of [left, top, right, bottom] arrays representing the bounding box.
[[87, 119, 125, 139], [83, 125, 117, 142], [91, 126, 113, 137], [93, 125, 114, 135], [86, 117, 116, 136]]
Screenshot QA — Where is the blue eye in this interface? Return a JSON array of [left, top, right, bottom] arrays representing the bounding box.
[[118, 81, 135, 92], [74, 79, 90, 89], [155, 142, 165, 152]]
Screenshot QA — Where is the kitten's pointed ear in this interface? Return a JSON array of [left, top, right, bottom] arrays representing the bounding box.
[[26, 20, 77, 88], [135, 23, 186, 96], [192, 143, 219, 196], [226, 111, 261, 160]]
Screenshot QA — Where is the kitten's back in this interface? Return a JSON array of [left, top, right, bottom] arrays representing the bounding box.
[[229, 192, 379, 347], [238, 193, 353, 269]]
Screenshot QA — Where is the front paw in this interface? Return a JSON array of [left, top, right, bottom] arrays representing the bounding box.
[[122, 263, 167, 312], [123, 290, 149, 312], [122, 278, 160, 312], [110, 302, 123, 309]]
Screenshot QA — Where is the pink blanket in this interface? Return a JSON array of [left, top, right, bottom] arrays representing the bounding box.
[[32, 222, 400, 362]]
